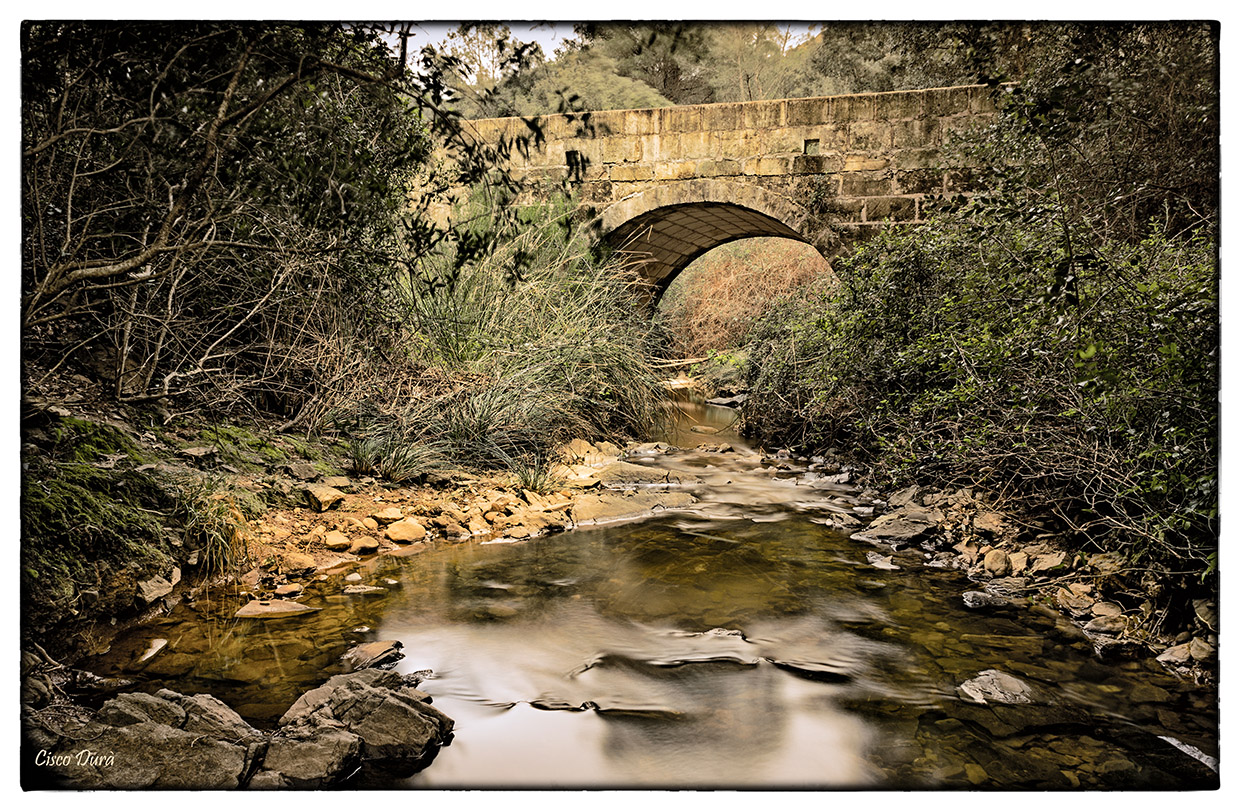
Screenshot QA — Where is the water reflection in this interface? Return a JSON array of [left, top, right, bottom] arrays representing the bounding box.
[[81, 403, 1218, 788]]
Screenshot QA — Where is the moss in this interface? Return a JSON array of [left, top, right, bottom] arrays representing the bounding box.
[[194, 422, 290, 471], [21, 457, 173, 635], [45, 416, 152, 464]]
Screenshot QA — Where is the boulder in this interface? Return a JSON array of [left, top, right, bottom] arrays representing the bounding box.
[[304, 485, 345, 512], [29, 689, 264, 789], [321, 475, 352, 490], [348, 536, 380, 555], [251, 727, 361, 789], [385, 519, 427, 543], [278, 669, 454, 762], [273, 583, 304, 598]]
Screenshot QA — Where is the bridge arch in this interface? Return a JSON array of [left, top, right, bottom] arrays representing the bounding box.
[[594, 180, 834, 299]]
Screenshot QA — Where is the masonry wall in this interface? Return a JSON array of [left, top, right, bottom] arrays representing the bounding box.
[[467, 84, 1003, 234]]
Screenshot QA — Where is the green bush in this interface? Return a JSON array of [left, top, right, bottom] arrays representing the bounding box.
[[744, 217, 1217, 577]]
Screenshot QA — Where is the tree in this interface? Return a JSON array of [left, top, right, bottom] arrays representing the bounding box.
[[21, 22, 548, 424], [575, 23, 716, 105]]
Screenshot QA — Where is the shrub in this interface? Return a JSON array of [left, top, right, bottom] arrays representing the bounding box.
[[744, 216, 1217, 579]]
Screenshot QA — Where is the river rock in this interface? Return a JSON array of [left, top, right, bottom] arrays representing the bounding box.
[[234, 599, 319, 619], [304, 484, 345, 512], [324, 530, 352, 551], [274, 583, 304, 598], [962, 590, 1011, 610], [1007, 551, 1029, 574], [1189, 637, 1216, 662], [343, 584, 385, 595], [370, 506, 404, 525], [386, 518, 427, 543], [1083, 615, 1127, 635], [958, 670, 1033, 705], [594, 460, 693, 486], [865, 551, 900, 570], [286, 462, 320, 481], [886, 485, 922, 509], [321, 475, 352, 490], [854, 507, 938, 546], [136, 574, 174, 604], [1091, 601, 1122, 617], [1156, 642, 1192, 665], [973, 512, 1007, 538], [30, 689, 265, 789], [250, 727, 361, 789], [348, 536, 379, 555], [983, 549, 1011, 577], [1029, 550, 1067, 574], [278, 669, 454, 762], [570, 491, 696, 524], [281, 551, 316, 574], [342, 640, 405, 671]]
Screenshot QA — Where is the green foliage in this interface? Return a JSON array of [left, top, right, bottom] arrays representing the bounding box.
[[745, 218, 1217, 576], [346, 435, 448, 483], [502, 452, 564, 495]]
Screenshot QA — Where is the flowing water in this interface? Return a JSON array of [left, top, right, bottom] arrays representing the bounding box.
[[83, 393, 1218, 789]]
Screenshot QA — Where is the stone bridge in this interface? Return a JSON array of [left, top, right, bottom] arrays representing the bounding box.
[[467, 84, 1001, 297]]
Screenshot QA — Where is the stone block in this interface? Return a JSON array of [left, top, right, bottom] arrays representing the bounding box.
[[600, 136, 641, 164], [895, 169, 944, 195], [864, 197, 917, 222], [743, 156, 791, 176], [840, 175, 893, 196], [639, 133, 664, 162], [791, 155, 840, 174], [605, 162, 654, 182], [829, 94, 876, 121], [662, 106, 701, 132], [850, 120, 891, 151], [701, 103, 742, 131], [843, 155, 890, 172], [890, 118, 940, 148], [624, 108, 660, 136], [821, 196, 865, 219], [696, 159, 743, 178], [877, 89, 926, 120], [925, 86, 973, 117], [786, 97, 831, 126], [893, 148, 942, 171], [742, 100, 784, 129], [677, 130, 715, 158], [654, 160, 699, 181], [969, 84, 1001, 114], [719, 132, 762, 159]]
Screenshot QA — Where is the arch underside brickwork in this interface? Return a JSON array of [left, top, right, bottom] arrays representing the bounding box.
[[595, 180, 831, 297]]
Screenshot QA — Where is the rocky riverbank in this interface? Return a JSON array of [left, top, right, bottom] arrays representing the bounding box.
[[24, 667, 453, 789], [776, 454, 1218, 684]]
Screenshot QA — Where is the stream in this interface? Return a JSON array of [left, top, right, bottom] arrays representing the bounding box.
[[82, 392, 1218, 789]]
